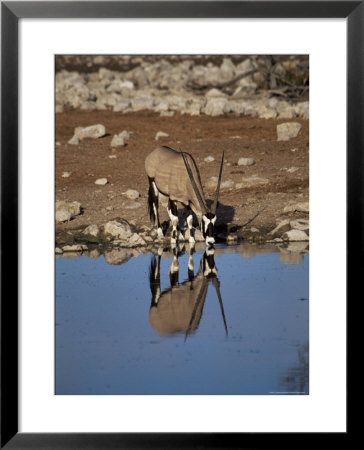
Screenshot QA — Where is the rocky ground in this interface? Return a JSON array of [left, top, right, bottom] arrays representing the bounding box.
[[55, 55, 309, 256]]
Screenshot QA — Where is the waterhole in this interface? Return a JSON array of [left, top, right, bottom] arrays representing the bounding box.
[[56, 242, 308, 395]]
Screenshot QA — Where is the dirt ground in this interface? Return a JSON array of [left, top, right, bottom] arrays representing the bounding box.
[[55, 110, 309, 245]]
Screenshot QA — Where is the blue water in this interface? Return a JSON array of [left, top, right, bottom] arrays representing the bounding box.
[[56, 244, 309, 395]]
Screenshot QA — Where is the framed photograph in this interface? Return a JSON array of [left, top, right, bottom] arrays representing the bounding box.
[[1, 1, 356, 448]]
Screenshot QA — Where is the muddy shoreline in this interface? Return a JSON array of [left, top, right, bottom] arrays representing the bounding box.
[[55, 110, 308, 251]]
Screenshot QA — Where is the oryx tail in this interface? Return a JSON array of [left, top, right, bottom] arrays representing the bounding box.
[[147, 177, 157, 224]]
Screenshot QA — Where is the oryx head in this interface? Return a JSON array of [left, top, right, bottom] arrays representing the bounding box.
[[181, 150, 224, 246]]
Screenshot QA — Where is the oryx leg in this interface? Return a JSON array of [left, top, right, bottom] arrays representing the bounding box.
[[168, 199, 179, 244], [187, 245, 195, 281], [168, 245, 180, 286], [149, 255, 161, 307], [148, 177, 164, 238]]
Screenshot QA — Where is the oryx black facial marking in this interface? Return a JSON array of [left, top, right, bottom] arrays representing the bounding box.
[[201, 212, 217, 245], [202, 247, 218, 277]]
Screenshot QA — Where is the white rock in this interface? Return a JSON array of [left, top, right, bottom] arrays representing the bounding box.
[[287, 166, 300, 173], [282, 229, 309, 242], [268, 98, 279, 108], [104, 220, 132, 240], [131, 96, 154, 111], [55, 201, 81, 222], [278, 108, 296, 119], [113, 99, 131, 112], [74, 124, 106, 140], [206, 88, 226, 98], [119, 80, 134, 90], [68, 135, 80, 145], [124, 201, 141, 209], [82, 224, 100, 237], [95, 178, 108, 186], [154, 99, 169, 112], [111, 134, 125, 147], [204, 156, 215, 162], [269, 219, 291, 236], [155, 131, 169, 140], [55, 247, 63, 254], [275, 101, 293, 114], [56, 210, 72, 222], [62, 244, 88, 252], [80, 101, 97, 111], [238, 157, 255, 166], [181, 102, 202, 116], [221, 180, 234, 189], [129, 233, 146, 246], [283, 202, 309, 213], [165, 95, 186, 110], [277, 122, 302, 141], [123, 189, 140, 200], [220, 57, 235, 79], [235, 58, 254, 75], [62, 172, 71, 178], [240, 176, 269, 187], [205, 177, 218, 190], [258, 108, 277, 119], [119, 130, 131, 140], [290, 219, 309, 232], [295, 101, 309, 120], [56, 200, 81, 216], [204, 98, 227, 116]]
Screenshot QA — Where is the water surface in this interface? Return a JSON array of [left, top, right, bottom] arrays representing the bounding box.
[[56, 243, 309, 395]]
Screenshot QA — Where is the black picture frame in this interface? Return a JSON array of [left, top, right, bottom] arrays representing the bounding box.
[[1, 1, 357, 448]]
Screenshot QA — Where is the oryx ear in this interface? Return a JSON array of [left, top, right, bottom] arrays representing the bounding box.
[[211, 150, 224, 214]]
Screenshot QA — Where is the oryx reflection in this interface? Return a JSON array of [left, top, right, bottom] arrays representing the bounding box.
[[148, 245, 227, 340]]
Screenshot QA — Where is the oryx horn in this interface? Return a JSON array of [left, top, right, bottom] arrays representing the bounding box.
[[180, 150, 207, 214], [184, 279, 207, 342], [211, 150, 224, 214], [212, 277, 228, 336]]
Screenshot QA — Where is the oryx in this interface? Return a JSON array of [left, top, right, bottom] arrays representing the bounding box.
[[148, 246, 228, 339], [145, 146, 224, 246]]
